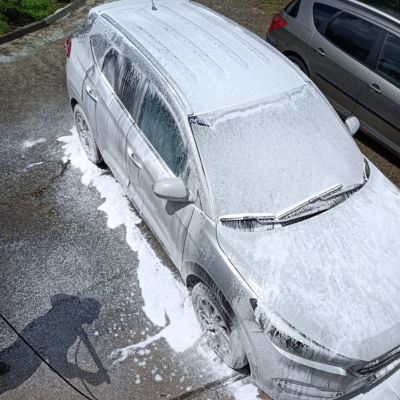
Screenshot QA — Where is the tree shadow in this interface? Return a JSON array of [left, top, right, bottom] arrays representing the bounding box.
[[0, 294, 109, 395]]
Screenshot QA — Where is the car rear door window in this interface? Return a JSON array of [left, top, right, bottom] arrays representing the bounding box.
[[102, 49, 142, 116], [313, 3, 340, 34], [285, 0, 301, 18], [377, 33, 400, 89], [115, 57, 142, 115], [325, 12, 382, 64], [139, 88, 187, 176]]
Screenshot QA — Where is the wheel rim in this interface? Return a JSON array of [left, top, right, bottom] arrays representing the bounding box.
[[75, 111, 97, 161], [196, 296, 232, 359]]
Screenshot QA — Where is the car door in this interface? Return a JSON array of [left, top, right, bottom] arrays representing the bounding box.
[[309, 5, 384, 117], [353, 32, 400, 151], [129, 85, 195, 268]]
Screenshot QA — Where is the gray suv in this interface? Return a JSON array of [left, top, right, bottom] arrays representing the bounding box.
[[267, 0, 400, 156]]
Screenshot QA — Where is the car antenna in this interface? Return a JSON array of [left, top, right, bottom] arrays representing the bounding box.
[[151, 0, 157, 11]]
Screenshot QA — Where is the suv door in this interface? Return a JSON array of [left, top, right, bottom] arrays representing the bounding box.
[[353, 32, 400, 152], [309, 5, 384, 117], [131, 85, 194, 267]]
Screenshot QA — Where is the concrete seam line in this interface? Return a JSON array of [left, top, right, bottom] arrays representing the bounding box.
[[0, 0, 87, 46]]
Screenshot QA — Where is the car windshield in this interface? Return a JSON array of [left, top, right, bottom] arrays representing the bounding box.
[[190, 84, 365, 219]]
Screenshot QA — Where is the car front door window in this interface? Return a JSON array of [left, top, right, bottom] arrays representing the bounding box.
[[139, 88, 187, 177]]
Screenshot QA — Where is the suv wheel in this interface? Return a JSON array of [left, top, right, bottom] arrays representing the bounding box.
[[74, 104, 102, 165], [192, 282, 248, 370]]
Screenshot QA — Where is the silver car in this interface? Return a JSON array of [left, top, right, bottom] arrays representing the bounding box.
[[267, 0, 400, 157], [66, 0, 400, 398]]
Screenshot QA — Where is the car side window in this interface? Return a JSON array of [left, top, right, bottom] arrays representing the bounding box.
[[139, 88, 187, 176], [313, 3, 340, 34], [102, 48, 120, 89], [377, 33, 400, 89], [102, 48, 142, 116], [115, 57, 142, 115], [285, 0, 301, 18], [325, 12, 382, 64]]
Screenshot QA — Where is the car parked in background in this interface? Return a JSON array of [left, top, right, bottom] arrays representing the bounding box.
[[66, 0, 400, 399], [267, 0, 400, 156]]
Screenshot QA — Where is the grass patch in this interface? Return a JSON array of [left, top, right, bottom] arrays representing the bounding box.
[[258, 0, 287, 14], [0, 0, 70, 34]]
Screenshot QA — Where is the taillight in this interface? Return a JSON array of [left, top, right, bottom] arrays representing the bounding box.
[[268, 14, 288, 33], [64, 36, 72, 58]]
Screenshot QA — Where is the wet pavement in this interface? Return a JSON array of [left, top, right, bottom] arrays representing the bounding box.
[[1, 1, 400, 400]]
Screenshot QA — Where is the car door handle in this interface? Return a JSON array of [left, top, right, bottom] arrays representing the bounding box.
[[368, 83, 382, 95], [85, 85, 98, 102], [314, 47, 326, 57], [127, 148, 142, 169]]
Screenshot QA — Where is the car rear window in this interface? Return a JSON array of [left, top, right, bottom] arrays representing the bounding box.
[[377, 33, 400, 89], [285, 0, 301, 18], [313, 3, 340, 34], [325, 12, 383, 64]]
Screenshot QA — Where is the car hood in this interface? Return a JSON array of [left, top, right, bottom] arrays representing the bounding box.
[[216, 165, 400, 361]]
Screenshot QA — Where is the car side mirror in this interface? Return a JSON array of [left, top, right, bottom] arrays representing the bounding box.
[[345, 116, 360, 136], [153, 178, 192, 203]]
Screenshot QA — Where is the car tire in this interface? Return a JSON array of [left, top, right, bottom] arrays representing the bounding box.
[[74, 104, 102, 165], [192, 282, 248, 370], [287, 55, 309, 77]]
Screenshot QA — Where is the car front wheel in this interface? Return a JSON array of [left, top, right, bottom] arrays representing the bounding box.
[[192, 282, 248, 370]]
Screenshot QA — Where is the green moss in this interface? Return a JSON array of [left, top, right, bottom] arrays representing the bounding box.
[[0, 14, 9, 34], [0, 0, 70, 33]]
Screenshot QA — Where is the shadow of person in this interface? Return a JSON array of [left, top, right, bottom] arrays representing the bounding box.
[[0, 294, 109, 395]]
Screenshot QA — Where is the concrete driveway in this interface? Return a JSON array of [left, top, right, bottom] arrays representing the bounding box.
[[1, 1, 400, 400]]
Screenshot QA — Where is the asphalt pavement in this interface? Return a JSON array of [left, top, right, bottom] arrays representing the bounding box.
[[1, 1, 400, 400]]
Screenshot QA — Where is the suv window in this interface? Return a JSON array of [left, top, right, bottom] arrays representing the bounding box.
[[285, 0, 301, 18], [325, 13, 382, 64], [102, 48, 142, 115], [313, 3, 339, 34], [377, 33, 400, 89], [139, 88, 187, 175]]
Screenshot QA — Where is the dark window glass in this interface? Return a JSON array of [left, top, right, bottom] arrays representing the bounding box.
[[102, 48, 120, 89], [313, 3, 340, 34], [285, 0, 301, 18], [102, 49, 142, 115], [377, 33, 400, 88], [325, 13, 382, 64], [139, 88, 187, 175]]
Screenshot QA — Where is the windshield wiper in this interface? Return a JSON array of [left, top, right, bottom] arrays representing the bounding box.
[[220, 185, 342, 228], [220, 160, 371, 230], [277, 184, 343, 221]]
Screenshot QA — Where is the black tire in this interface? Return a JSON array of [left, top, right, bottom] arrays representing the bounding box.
[[192, 282, 248, 370], [74, 104, 102, 165], [287, 55, 309, 76]]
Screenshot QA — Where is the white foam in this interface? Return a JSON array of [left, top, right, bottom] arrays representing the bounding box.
[[23, 138, 47, 148], [58, 128, 202, 360]]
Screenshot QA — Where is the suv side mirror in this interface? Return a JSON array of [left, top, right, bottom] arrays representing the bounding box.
[[153, 178, 192, 203], [345, 116, 360, 136]]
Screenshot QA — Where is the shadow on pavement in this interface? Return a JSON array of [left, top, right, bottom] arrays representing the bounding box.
[[0, 294, 109, 395]]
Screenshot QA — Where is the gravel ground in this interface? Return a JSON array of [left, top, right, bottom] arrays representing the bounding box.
[[0, 1, 399, 400]]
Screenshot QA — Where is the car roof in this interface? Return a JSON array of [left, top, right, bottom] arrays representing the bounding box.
[[91, 0, 306, 115]]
